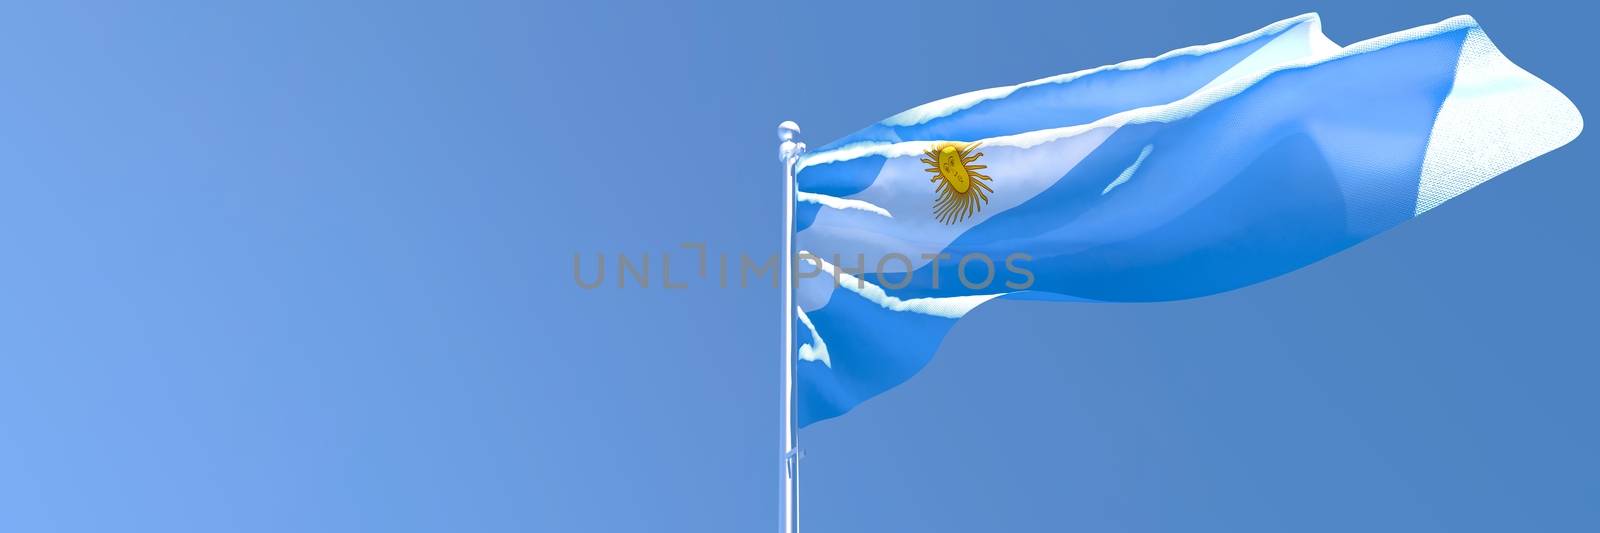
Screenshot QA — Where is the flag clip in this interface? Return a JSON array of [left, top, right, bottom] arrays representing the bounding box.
[[783, 448, 805, 478]]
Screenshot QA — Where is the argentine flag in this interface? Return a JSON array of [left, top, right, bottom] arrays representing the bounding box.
[[793, 14, 1582, 426]]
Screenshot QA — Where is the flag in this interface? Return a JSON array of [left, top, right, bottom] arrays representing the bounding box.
[[793, 14, 1582, 427]]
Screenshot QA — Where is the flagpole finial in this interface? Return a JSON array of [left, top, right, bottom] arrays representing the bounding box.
[[779, 121, 806, 164]]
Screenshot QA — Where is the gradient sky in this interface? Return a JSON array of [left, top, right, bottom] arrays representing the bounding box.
[[0, 1, 1595, 531]]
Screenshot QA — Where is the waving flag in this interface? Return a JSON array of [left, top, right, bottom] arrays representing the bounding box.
[[793, 14, 1582, 426]]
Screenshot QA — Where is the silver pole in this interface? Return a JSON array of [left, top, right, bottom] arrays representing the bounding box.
[[778, 121, 805, 533]]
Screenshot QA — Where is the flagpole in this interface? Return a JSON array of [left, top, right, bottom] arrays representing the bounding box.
[[778, 120, 805, 533]]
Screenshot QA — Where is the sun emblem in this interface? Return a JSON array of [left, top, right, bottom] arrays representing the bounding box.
[[922, 142, 992, 224]]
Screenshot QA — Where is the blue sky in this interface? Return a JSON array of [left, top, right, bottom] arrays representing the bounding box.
[[0, 1, 1595, 531]]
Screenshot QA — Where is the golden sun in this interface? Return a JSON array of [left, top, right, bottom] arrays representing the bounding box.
[[922, 141, 992, 224]]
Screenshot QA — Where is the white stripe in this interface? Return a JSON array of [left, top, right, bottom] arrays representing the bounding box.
[[798, 191, 892, 218], [800, 125, 1115, 273], [795, 307, 831, 367], [1415, 27, 1583, 215]]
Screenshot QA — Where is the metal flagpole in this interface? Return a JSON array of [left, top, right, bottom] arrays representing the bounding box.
[[778, 121, 805, 533]]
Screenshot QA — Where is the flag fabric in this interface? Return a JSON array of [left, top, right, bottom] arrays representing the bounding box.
[[793, 13, 1582, 427]]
